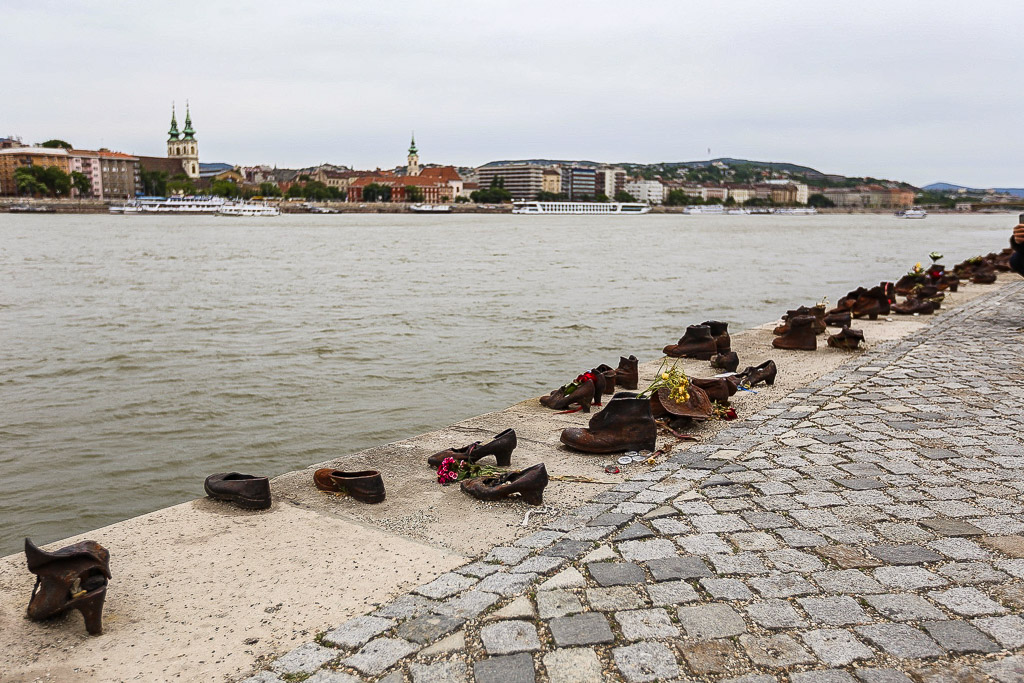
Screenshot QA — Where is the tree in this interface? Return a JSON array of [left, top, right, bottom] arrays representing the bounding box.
[[536, 191, 568, 201], [14, 165, 71, 196], [167, 173, 196, 196], [595, 193, 610, 203], [405, 185, 425, 202], [303, 181, 331, 201], [285, 183, 305, 198], [808, 193, 836, 208], [470, 186, 512, 203], [259, 182, 282, 197], [140, 169, 168, 196], [362, 183, 391, 202], [210, 179, 240, 198], [70, 171, 91, 197], [40, 139, 72, 150], [614, 190, 638, 203], [14, 168, 47, 196]]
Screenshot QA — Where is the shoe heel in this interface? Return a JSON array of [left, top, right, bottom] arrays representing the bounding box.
[[76, 589, 106, 635], [495, 452, 512, 467], [520, 490, 543, 506], [580, 395, 592, 413]]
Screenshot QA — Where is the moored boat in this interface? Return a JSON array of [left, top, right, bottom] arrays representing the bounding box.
[[512, 201, 650, 215], [409, 203, 452, 213], [895, 208, 927, 219], [217, 201, 280, 217]]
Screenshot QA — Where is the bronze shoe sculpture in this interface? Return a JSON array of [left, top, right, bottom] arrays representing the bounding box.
[[710, 351, 739, 373], [701, 320, 731, 353], [690, 377, 737, 404], [25, 538, 111, 635], [827, 326, 865, 350], [664, 325, 717, 360], [427, 428, 517, 467], [649, 385, 713, 421], [829, 287, 866, 314], [852, 286, 889, 319], [460, 463, 548, 506], [892, 297, 936, 315], [614, 355, 639, 390], [313, 469, 386, 503], [595, 364, 617, 394], [540, 373, 597, 412], [730, 360, 777, 388], [204, 472, 272, 510], [971, 269, 997, 284], [560, 394, 657, 454], [772, 315, 817, 350], [823, 311, 852, 328]]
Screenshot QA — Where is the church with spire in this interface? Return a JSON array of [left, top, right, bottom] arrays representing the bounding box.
[[166, 103, 200, 179], [406, 133, 419, 176]]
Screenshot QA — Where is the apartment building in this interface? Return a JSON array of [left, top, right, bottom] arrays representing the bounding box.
[[623, 178, 666, 204], [560, 165, 597, 200], [0, 147, 70, 195], [475, 163, 546, 200]]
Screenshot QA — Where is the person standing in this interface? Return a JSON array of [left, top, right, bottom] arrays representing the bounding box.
[[1012, 215, 1024, 277]]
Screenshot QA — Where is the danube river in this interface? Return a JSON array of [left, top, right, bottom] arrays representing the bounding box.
[[0, 212, 1012, 554]]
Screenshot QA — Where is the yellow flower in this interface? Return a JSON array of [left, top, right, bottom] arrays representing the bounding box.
[[661, 373, 669, 380]]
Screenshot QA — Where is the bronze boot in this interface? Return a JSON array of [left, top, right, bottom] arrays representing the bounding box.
[[710, 351, 739, 373], [560, 395, 657, 454], [614, 355, 639, 390], [460, 463, 548, 506], [701, 320, 731, 353], [827, 326, 865, 350], [823, 311, 852, 328], [25, 538, 111, 635], [595, 364, 617, 395], [772, 315, 817, 350], [690, 377, 737, 404], [664, 325, 717, 360], [892, 297, 936, 315]]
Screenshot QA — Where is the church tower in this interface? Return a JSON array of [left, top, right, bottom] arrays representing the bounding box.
[[407, 133, 420, 176], [167, 102, 200, 179]]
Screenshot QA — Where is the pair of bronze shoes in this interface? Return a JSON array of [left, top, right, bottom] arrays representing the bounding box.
[[314, 469, 386, 503], [561, 393, 658, 454], [729, 360, 777, 388], [460, 463, 548, 506], [772, 315, 817, 350], [664, 321, 730, 360], [540, 356, 639, 413], [827, 326, 864, 349], [427, 428, 517, 468]]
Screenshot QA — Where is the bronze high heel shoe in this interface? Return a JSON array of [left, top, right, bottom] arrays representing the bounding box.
[[460, 463, 548, 506], [25, 538, 111, 635], [539, 373, 596, 412], [427, 428, 517, 468]]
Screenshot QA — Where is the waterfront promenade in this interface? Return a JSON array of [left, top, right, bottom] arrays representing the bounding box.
[[246, 281, 1024, 682]]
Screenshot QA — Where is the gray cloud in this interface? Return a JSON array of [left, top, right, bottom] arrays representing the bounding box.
[[3, 0, 1022, 186]]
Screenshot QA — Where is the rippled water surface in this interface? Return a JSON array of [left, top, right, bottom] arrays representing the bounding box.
[[0, 212, 1013, 554]]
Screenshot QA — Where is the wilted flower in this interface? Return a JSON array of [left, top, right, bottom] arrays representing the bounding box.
[[929, 251, 943, 262]]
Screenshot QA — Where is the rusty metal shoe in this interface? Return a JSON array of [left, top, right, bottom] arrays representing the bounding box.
[[25, 538, 111, 635], [427, 428, 517, 467], [827, 326, 865, 350], [649, 385, 714, 421], [772, 315, 817, 350], [540, 374, 596, 412], [614, 355, 639, 390], [664, 325, 717, 360], [313, 469, 386, 503], [823, 311, 852, 328], [460, 463, 548, 506], [710, 351, 739, 373], [729, 360, 777, 388], [971, 269, 997, 284], [701, 320, 731, 353], [560, 395, 657, 454], [852, 286, 889, 319], [595, 364, 617, 395], [204, 472, 272, 510], [892, 297, 936, 315], [690, 377, 737, 404]]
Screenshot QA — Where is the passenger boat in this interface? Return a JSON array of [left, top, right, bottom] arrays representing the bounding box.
[[513, 201, 650, 215], [110, 195, 226, 214], [217, 201, 280, 217], [895, 208, 927, 219], [409, 203, 452, 213], [773, 207, 818, 215], [682, 205, 724, 215]]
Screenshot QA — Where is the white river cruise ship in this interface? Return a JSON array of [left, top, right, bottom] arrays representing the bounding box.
[[512, 201, 651, 215]]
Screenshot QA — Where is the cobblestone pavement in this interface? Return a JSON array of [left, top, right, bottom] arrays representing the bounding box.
[[245, 282, 1024, 683]]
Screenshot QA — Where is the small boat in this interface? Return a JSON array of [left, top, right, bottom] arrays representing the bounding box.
[[217, 201, 280, 217], [773, 207, 818, 215], [409, 203, 452, 213], [8, 204, 54, 213], [682, 205, 724, 215], [895, 208, 927, 219]]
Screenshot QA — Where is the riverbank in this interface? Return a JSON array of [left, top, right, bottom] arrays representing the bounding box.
[[0, 272, 1015, 682]]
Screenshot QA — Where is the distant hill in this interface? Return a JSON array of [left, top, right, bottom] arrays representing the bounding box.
[[924, 182, 1024, 197], [480, 157, 825, 175]]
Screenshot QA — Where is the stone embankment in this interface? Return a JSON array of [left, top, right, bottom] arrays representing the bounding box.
[[0, 275, 1021, 682]]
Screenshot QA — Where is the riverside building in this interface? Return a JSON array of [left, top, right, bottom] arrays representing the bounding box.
[[0, 147, 70, 195], [474, 163, 546, 201], [560, 165, 596, 200]]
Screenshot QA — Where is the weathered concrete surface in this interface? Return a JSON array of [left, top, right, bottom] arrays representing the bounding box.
[[0, 274, 1013, 682], [247, 278, 1024, 681]]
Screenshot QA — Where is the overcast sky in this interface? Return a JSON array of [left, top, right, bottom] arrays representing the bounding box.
[[3, 1, 1022, 187]]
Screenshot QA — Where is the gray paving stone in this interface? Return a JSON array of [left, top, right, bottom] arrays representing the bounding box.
[[486, 546, 533, 565], [541, 539, 593, 559], [646, 579, 700, 605], [921, 619, 1000, 653], [473, 653, 535, 683], [777, 527, 828, 547], [436, 590, 501, 619], [812, 569, 885, 594], [396, 614, 464, 644], [748, 572, 818, 598], [854, 624, 942, 659], [514, 530, 564, 548], [972, 614, 1024, 648], [767, 549, 825, 573], [864, 593, 945, 621], [800, 628, 874, 667], [614, 608, 679, 640], [919, 517, 985, 536], [510, 555, 566, 574], [586, 561, 645, 586], [536, 589, 583, 619], [677, 604, 747, 639], [414, 572, 477, 600], [646, 555, 712, 580], [409, 659, 468, 683], [789, 672, 858, 683], [936, 561, 1008, 584], [304, 672, 360, 683], [480, 620, 541, 655], [343, 637, 419, 676], [708, 552, 768, 575], [272, 642, 338, 674], [586, 586, 646, 611], [677, 533, 733, 555], [475, 572, 538, 596], [548, 612, 615, 647], [543, 648, 604, 683], [929, 586, 1008, 616], [324, 615, 395, 648], [241, 674, 284, 683], [873, 565, 947, 590], [867, 544, 944, 564], [700, 577, 754, 599], [853, 670, 913, 683], [617, 538, 677, 562], [373, 594, 439, 619], [459, 561, 504, 578], [798, 595, 871, 625], [739, 633, 815, 668], [983, 656, 1024, 683], [612, 522, 656, 541], [612, 641, 679, 682], [588, 512, 634, 527], [721, 676, 777, 683]]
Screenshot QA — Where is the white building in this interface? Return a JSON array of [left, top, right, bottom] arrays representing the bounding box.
[[623, 179, 665, 205]]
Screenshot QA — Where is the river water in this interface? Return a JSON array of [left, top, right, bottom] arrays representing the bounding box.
[[0, 212, 1013, 555]]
